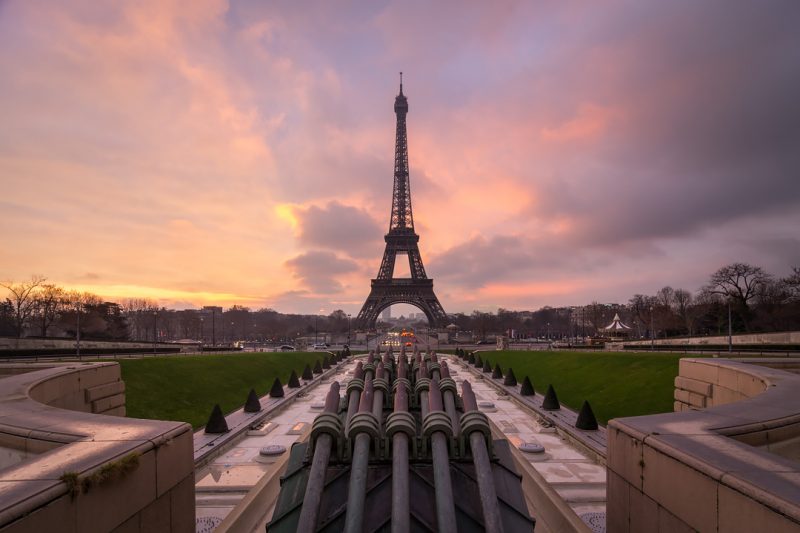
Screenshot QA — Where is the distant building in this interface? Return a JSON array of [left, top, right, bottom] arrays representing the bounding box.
[[381, 307, 391, 321]]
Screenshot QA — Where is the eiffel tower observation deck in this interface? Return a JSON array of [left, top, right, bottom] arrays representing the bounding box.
[[356, 75, 448, 329]]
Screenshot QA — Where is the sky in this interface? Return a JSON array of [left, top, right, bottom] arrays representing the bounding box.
[[1, 0, 799, 315]]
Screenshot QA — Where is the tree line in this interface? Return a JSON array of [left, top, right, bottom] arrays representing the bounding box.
[[1, 263, 798, 343]]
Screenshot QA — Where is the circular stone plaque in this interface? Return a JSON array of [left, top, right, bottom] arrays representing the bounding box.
[[519, 442, 545, 454], [260, 444, 287, 456]]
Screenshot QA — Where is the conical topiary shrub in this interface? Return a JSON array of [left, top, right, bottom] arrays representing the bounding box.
[[468, 352, 475, 364], [322, 355, 331, 369], [313, 360, 322, 374], [244, 388, 261, 413], [482, 359, 492, 373], [204, 404, 229, 434], [492, 363, 503, 379], [474, 355, 482, 368], [575, 400, 599, 430], [503, 367, 517, 386], [520, 376, 535, 396], [269, 377, 284, 398], [288, 369, 301, 388], [302, 364, 313, 380], [542, 384, 560, 410]]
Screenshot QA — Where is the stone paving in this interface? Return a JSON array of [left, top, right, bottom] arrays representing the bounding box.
[[444, 354, 607, 529], [194, 354, 607, 532]]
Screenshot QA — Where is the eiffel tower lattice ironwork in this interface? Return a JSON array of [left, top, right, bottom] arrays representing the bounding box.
[[356, 75, 447, 329]]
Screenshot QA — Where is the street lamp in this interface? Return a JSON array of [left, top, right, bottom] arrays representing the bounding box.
[[199, 316, 204, 351], [347, 314, 351, 346], [211, 308, 216, 347], [76, 302, 82, 360], [650, 306, 655, 351], [153, 310, 158, 354], [728, 300, 733, 353]]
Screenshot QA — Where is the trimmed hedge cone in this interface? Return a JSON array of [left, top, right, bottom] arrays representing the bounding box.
[[269, 377, 285, 398], [322, 356, 331, 369], [520, 376, 535, 396], [542, 384, 560, 410], [288, 370, 301, 388], [302, 364, 314, 380], [204, 404, 229, 434], [468, 352, 475, 364], [482, 359, 492, 373], [492, 364, 503, 379], [244, 388, 261, 413], [503, 367, 517, 387], [474, 355, 482, 368], [313, 360, 322, 374], [576, 400, 599, 430]]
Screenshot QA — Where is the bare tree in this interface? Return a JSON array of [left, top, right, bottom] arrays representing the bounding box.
[[783, 266, 800, 302], [33, 283, 67, 337], [703, 263, 771, 331], [0, 275, 46, 337]]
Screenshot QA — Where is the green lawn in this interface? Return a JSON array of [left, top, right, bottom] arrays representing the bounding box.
[[475, 350, 694, 424], [118, 352, 327, 429]]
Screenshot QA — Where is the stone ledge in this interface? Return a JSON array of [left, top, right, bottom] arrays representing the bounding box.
[[0, 362, 194, 532], [609, 358, 800, 531]]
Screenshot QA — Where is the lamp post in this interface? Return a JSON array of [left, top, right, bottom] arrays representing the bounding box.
[[76, 302, 82, 360], [152, 310, 158, 354], [728, 301, 733, 353], [211, 308, 216, 347], [231, 321, 234, 346], [650, 306, 655, 351], [347, 314, 351, 346], [199, 316, 204, 351]]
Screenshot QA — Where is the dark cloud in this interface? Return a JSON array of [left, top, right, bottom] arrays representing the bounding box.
[[295, 201, 383, 257], [285, 250, 359, 293]]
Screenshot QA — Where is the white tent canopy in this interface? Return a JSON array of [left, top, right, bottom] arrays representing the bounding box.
[[602, 313, 631, 332]]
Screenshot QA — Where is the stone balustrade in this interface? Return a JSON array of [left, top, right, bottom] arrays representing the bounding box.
[[0, 362, 194, 532], [608, 357, 800, 532]]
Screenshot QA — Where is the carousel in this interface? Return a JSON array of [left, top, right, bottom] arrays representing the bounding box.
[[602, 313, 632, 340]]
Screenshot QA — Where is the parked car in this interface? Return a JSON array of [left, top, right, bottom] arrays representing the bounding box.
[[312, 343, 328, 350], [278, 345, 295, 351]]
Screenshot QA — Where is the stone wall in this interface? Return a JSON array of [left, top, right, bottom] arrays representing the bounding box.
[[0, 362, 194, 532], [607, 358, 800, 532], [623, 330, 800, 347], [0, 336, 184, 352]]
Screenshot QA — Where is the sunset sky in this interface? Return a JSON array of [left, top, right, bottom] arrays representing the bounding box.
[[1, 1, 799, 315]]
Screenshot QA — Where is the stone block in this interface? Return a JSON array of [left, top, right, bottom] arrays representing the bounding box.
[[687, 391, 707, 408], [608, 425, 643, 490], [674, 376, 713, 396], [642, 443, 718, 532], [170, 474, 196, 533], [673, 389, 691, 403], [717, 366, 742, 390], [713, 385, 745, 406], [657, 505, 695, 533], [0, 493, 77, 533], [77, 365, 121, 391], [111, 514, 140, 533], [718, 484, 800, 533], [155, 428, 194, 497], [102, 406, 126, 417], [737, 372, 767, 398], [140, 491, 171, 532], [91, 394, 125, 414], [76, 447, 157, 533], [605, 469, 630, 533], [628, 485, 658, 533], [29, 374, 80, 406], [679, 359, 718, 386], [85, 381, 125, 402]]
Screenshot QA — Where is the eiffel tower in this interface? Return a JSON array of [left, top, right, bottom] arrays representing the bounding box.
[[355, 75, 448, 329]]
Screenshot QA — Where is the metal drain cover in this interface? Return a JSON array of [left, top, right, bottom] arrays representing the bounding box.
[[196, 516, 223, 533], [580, 512, 606, 533], [260, 445, 287, 456]]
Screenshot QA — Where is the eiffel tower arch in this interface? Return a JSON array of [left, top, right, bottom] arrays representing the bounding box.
[[356, 75, 448, 329]]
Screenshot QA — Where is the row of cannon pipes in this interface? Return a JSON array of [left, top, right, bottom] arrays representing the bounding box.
[[297, 349, 505, 533]]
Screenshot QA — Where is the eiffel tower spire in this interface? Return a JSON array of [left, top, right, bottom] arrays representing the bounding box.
[[390, 71, 414, 233], [355, 77, 447, 329]]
